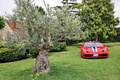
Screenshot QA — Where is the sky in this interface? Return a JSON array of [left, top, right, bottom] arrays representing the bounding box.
[[0, 0, 120, 27], [0, 0, 119, 16], [0, 0, 65, 16]]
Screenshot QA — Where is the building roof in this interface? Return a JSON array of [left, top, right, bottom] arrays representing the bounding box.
[[6, 20, 27, 39], [0, 20, 27, 41]]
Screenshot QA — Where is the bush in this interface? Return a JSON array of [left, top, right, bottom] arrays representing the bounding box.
[[50, 42, 67, 52], [0, 46, 27, 63], [0, 41, 67, 61], [29, 47, 39, 58], [0, 41, 67, 59], [0, 42, 5, 48], [28, 42, 67, 58]]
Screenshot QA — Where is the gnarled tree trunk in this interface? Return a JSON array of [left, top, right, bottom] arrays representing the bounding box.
[[33, 43, 50, 73]]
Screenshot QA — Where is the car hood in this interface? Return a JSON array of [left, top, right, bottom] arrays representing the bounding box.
[[82, 46, 107, 53]]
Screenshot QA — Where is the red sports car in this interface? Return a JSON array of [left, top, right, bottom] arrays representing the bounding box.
[[80, 41, 108, 58]]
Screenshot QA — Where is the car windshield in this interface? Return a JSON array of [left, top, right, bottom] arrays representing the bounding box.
[[84, 42, 103, 47]]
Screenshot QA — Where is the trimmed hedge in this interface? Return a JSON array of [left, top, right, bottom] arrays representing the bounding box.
[[0, 43, 27, 63], [50, 42, 67, 52], [0, 42, 67, 61]]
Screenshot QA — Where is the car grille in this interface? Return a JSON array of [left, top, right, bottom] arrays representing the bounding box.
[[84, 54, 93, 57], [99, 54, 108, 56]]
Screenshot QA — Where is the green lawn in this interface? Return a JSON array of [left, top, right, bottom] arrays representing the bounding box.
[[0, 42, 120, 80]]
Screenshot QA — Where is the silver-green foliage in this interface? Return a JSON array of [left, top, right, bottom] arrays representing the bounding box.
[[5, 33, 22, 48], [6, 0, 84, 54], [13, 0, 50, 40], [8, 0, 55, 48], [53, 7, 84, 40]]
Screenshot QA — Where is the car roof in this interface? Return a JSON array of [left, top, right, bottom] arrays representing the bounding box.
[[84, 41, 103, 47]]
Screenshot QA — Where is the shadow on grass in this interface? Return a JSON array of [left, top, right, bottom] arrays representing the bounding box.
[[42, 65, 83, 80], [15, 63, 83, 80], [82, 57, 108, 60], [20, 64, 85, 80], [18, 69, 33, 76], [15, 65, 82, 80]]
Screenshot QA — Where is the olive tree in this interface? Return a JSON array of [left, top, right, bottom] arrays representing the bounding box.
[[6, 0, 83, 73], [5, 0, 53, 73]]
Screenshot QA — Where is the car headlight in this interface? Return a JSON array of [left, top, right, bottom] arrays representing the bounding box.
[[83, 49, 89, 52], [102, 48, 107, 52]]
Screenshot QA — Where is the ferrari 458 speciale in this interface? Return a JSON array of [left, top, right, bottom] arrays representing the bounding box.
[[80, 41, 108, 58]]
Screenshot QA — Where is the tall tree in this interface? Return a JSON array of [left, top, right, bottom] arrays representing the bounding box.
[[36, 6, 46, 15], [54, 7, 84, 41], [6, 0, 83, 73], [0, 16, 5, 30], [62, 0, 77, 6], [0, 16, 5, 41], [7, 0, 53, 73], [80, 0, 119, 40], [62, 0, 69, 6]]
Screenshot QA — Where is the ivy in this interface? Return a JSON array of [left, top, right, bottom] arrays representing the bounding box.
[[0, 16, 5, 30]]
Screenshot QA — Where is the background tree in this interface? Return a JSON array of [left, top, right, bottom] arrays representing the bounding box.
[[62, 0, 77, 6], [62, 0, 69, 6], [62, 0, 78, 14], [53, 6, 84, 44], [36, 6, 46, 15], [79, 0, 119, 40], [0, 16, 5, 30], [115, 28, 120, 42], [0, 16, 5, 41]]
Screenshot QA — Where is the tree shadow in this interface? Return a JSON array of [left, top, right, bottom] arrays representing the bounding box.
[[17, 65, 83, 80], [45, 65, 83, 80]]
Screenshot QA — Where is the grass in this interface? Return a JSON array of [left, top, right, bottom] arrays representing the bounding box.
[[0, 42, 120, 80]]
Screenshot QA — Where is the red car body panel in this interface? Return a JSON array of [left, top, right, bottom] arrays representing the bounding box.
[[80, 41, 108, 58]]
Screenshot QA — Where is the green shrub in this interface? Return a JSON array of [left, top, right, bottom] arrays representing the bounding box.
[[29, 48, 39, 58], [0, 42, 5, 48], [0, 48, 10, 54], [50, 42, 67, 52], [29, 42, 67, 57], [21, 44, 39, 58], [0, 47, 27, 63], [22, 42, 67, 58]]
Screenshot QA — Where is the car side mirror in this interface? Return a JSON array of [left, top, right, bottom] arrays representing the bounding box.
[[104, 45, 107, 47]]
